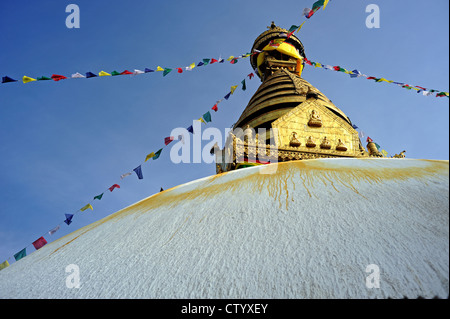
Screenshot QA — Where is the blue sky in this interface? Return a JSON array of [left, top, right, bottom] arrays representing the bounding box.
[[0, 0, 448, 265]]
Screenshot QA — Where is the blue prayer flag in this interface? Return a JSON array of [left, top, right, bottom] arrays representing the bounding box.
[[133, 165, 143, 180]]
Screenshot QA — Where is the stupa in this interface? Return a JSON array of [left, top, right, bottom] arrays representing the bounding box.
[[213, 22, 392, 173]]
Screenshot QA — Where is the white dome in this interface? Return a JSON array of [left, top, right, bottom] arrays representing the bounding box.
[[0, 158, 448, 298]]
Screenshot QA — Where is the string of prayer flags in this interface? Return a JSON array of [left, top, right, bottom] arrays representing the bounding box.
[[108, 184, 120, 192], [14, 248, 26, 261], [94, 193, 104, 200], [48, 225, 60, 236], [64, 214, 74, 225], [80, 203, 94, 211], [303, 57, 449, 98], [133, 165, 143, 180], [32, 237, 47, 250]]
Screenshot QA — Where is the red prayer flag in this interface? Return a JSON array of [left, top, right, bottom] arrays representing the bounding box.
[[366, 137, 373, 143], [248, 73, 254, 79], [109, 184, 120, 192], [177, 68, 183, 73], [164, 136, 174, 145], [210, 58, 218, 64], [304, 58, 312, 66], [32, 236, 47, 250], [366, 76, 377, 80], [51, 74, 67, 81], [211, 104, 218, 112], [120, 70, 133, 75]]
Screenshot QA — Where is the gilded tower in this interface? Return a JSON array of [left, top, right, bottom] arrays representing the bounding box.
[[214, 23, 376, 173]]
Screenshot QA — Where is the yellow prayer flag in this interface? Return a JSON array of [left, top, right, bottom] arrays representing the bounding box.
[[23, 76, 37, 83], [230, 85, 238, 94], [296, 21, 306, 33], [381, 149, 388, 157], [198, 117, 206, 124], [145, 152, 155, 162], [156, 66, 164, 72], [377, 78, 393, 83], [226, 56, 235, 61], [99, 71, 111, 76], [189, 63, 196, 70], [80, 203, 93, 212], [0, 260, 9, 271], [323, 0, 329, 10]]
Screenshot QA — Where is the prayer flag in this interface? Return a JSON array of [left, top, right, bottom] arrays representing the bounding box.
[[94, 193, 104, 200], [381, 149, 388, 157], [187, 125, 194, 134], [224, 92, 231, 100], [108, 184, 120, 192], [120, 172, 132, 179], [156, 66, 164, 72], [197, 62, 204, 67], [86, 72, 98, 78], [51, 74, 67, 81], [241, 79, 246, 91], [352, 124, 358, 129], [211, 104, 218, 112], [37, 76, 52, 81], [153, 148, 162, 160], [323, 0, 329, 9], [133, 165, 143, 180], [48, 225, 60, 235], [248, 73, 254, 79], [203, 59, 210, 65], [230, 85, 238, 94], [32, 237, 47, 250], [99, 71, 111, 76], [296, 21, 306, 33], [366, 76, 377, 80], [230, 58, 238, 64], [376, 78, 393, 83], [133, 69, 145, 75], [80, 203, 94, 211], [111, 71, 121, 76], [14, 248, 26, 261], [145, 153, 155, 162], [366, 137, 373, 143], [437, 92, 449, 97], [120, 70, 133, 75], [350, 69, 362, 78], [187, 63, 195, 70], [71, 72, 85, 78], [23, 76, 37, 83], [163, 68, 172, 76], [177, 68, 183, 73], [145, 68, 154, 73], [226, 56, 234, 61], [64, 214, 74, 225], [0, 260, 9, 271], [210, 58, 218, 64], [198, 117, 206, 124], [203, 111, 212, 123], [2, 76, 17, 83], [164, 136, 174, 145], [288, 25, 299, 32]]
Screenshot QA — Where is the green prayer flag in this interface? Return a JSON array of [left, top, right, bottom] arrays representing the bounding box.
[[312, 0, 325, 10], [111, 71, 121, 76], [163, 68, 172, 76], [288, 25, 299, 32], [203, 58, 210, 65], [153, 148, 163, 160], [14, 248, 26, 261], [241, 79, 246, 91], [37, 76, 51, 81], [203, 111, 212, 123], [94, 193, 104, 200], [374, 143, 381, 150]]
